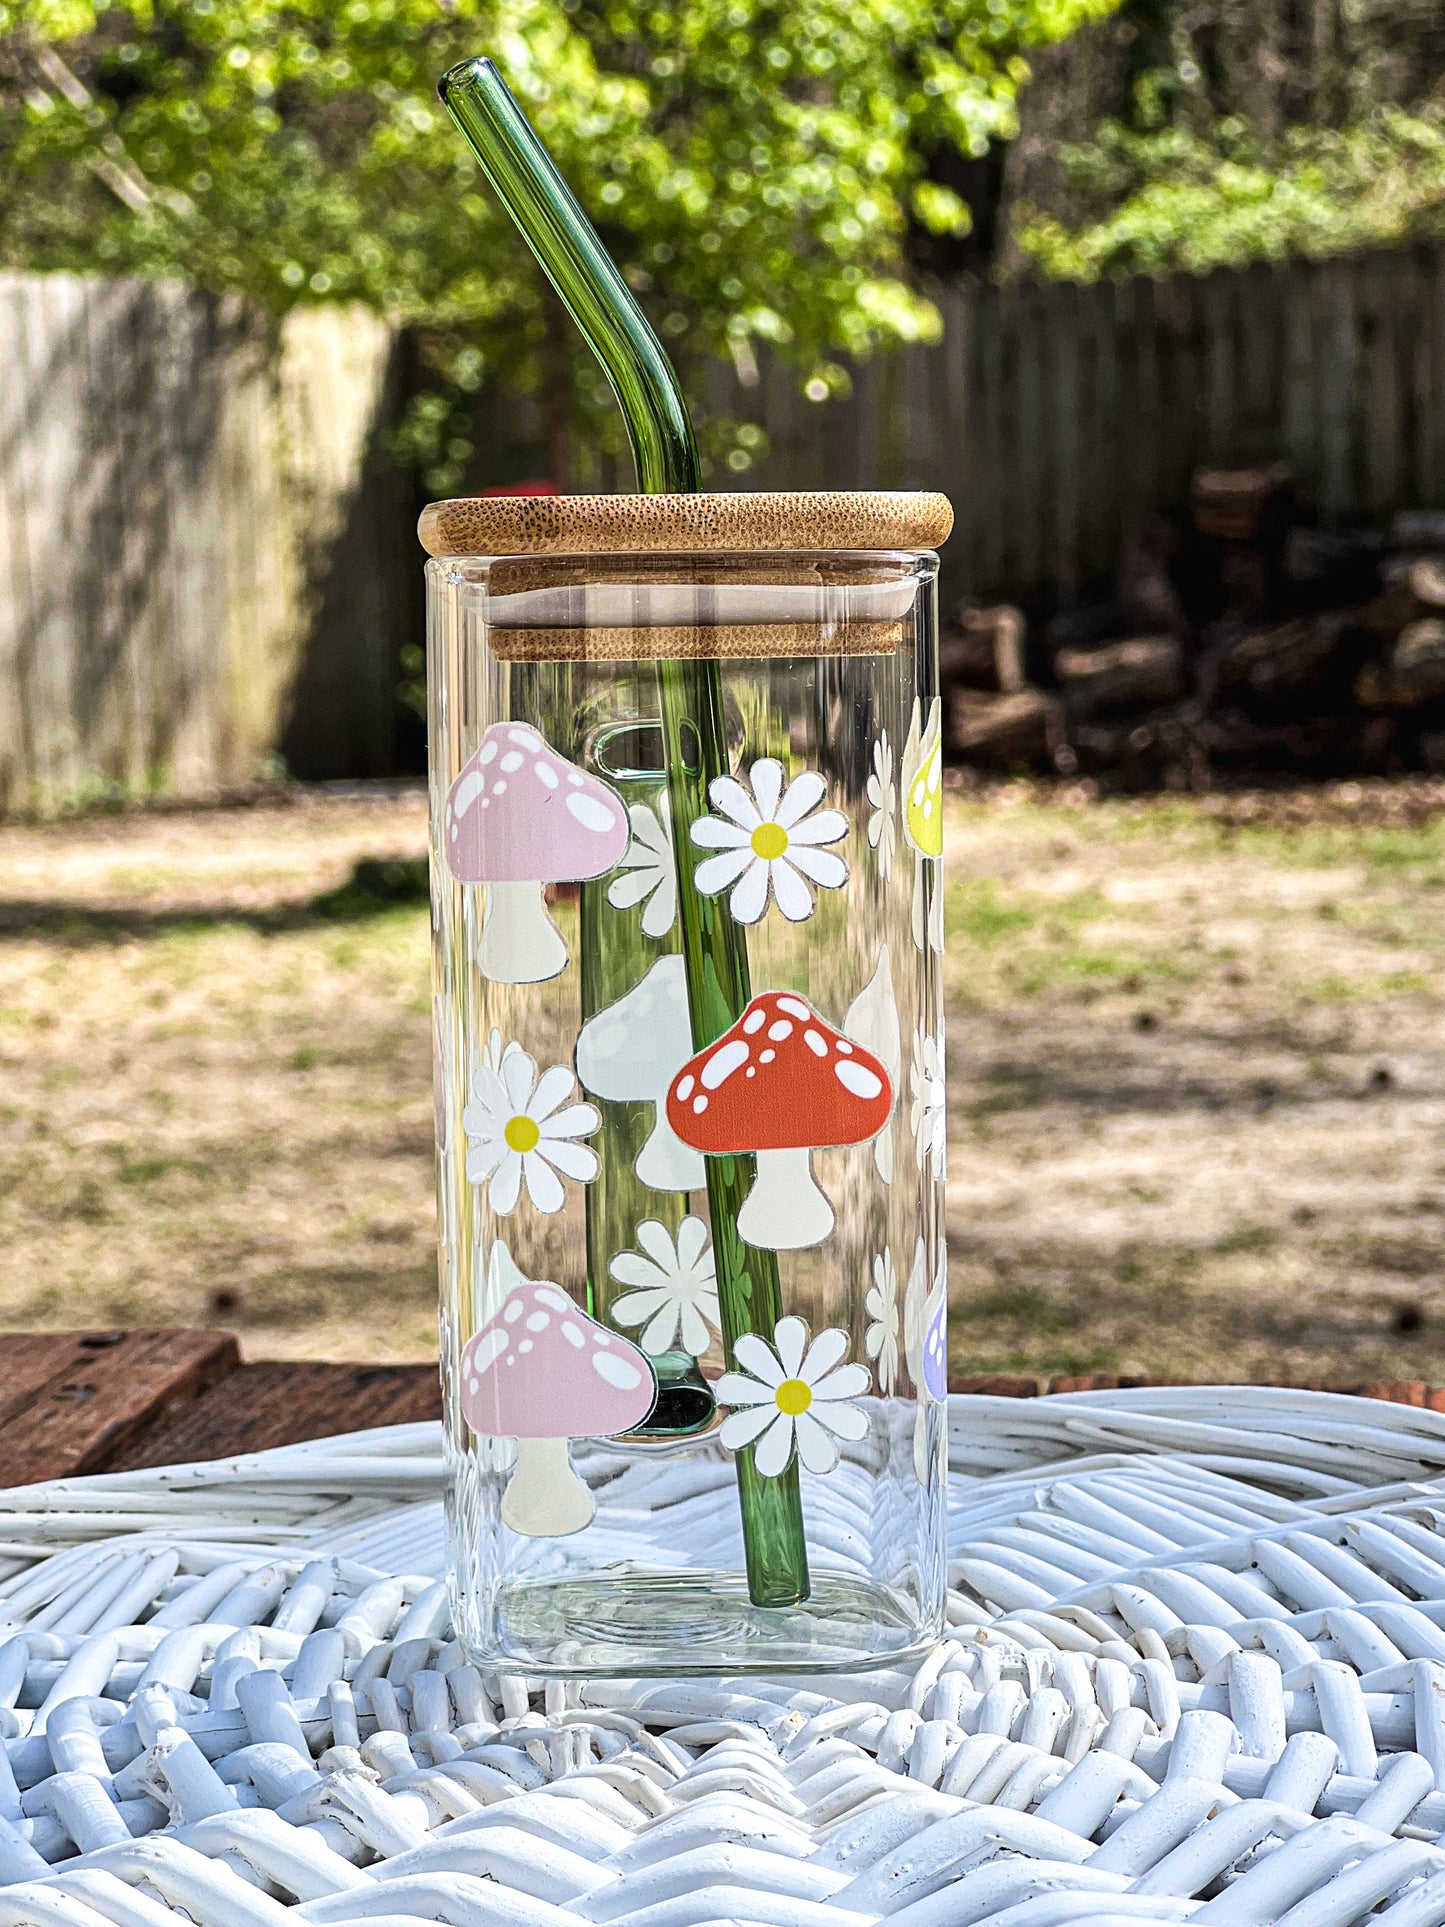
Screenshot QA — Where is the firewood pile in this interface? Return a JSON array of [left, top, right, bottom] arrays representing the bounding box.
[[943, 465, 1445, 788]]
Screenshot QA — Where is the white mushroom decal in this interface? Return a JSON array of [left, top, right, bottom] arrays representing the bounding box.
[[844, 945, 903, 1184], [459, 1279, 657, 1536], [665, 991, 892, 1251], [444, 723, 630, 984], [575, 955, 705, 1194]]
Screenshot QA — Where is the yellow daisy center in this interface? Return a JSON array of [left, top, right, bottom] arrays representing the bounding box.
[[504, 1114, 540, 1154], [751, 821, 789, 861], [775, 1377, 812, 1416]]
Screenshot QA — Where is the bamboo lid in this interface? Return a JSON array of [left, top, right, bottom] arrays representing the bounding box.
[[418, 489, 953, 558]]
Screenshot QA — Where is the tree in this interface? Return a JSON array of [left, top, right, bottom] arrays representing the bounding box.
[[1002, 0, 1445, 280], [0, 0, 1118, 487]]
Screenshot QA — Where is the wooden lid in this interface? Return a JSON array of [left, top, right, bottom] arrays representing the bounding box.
[[418, 489, 953, 558]]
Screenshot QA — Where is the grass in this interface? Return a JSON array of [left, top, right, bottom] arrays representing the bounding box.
[[4, 776, 1445, 1379]]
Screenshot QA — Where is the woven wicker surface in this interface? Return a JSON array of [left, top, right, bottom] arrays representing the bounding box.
[[417, 491, 954, 558], [4, 1388, 1445, 1925]]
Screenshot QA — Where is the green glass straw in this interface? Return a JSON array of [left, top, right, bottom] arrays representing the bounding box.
[[439, 56, 810, 1607]]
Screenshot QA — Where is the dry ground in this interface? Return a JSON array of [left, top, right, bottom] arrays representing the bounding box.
[[2, 779, 1444, 1379]]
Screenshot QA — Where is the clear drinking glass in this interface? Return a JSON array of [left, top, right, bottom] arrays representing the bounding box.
[[427, 493, 949, 1676]]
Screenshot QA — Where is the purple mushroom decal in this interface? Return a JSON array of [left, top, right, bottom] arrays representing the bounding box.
[[444, 723, 630, 984], [459, 1279, 657, 1536]]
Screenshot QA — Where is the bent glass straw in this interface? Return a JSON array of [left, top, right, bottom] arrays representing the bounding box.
[[438, 56, 809, 1606]]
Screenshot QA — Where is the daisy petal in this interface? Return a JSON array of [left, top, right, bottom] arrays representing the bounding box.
[[537, 1138, 597, 1183], [695, 848, 754, 897], [467, 1066, 511, 1123], [501, 1050, 537, 1113], [774, 1316, 808, 1379], [609, 1253, 668, 1292], [676, 1214, 711, 1269], [464, 1139, 506, 1183], [752, 1410, 797, 1478], [538, 1102, 599, 1141], [640, 876, 676, 939], [680, 1303, 716, 1356], [607, 868, 656, 910], [748, 759, 785, 823], [784, 844, 848, 889], [801, 1326, 850, 1382], [641, 1305, 681, 1355], [521, 1152, 565, 1215], [787, 807, 849, 846], [719, 1402, 780, 1450], [775, 769, 827, 828], [636, 1219, 679, 1268], [611, 1287, 670, 1325], [809, 1399, 870, 1442], [809, 1362, 873, 1403], [691, 817, 753, 850], [630, 803, 669, 854], [794, 1411, 842, 1474], [706, 775, 762, 833], [488, 1152, 523, 1216], [528, 1064, 577, 1123], [768, 858, 815, 923], [715, 1370, 776, 1406], [728, 859, 774, 924], [731, 1332, 786, 1385]]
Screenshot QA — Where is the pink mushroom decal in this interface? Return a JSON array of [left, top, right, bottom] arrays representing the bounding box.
[[459, 1279, 656, 1536], [665, 991, 892, 1251], [444, 723, 630, 985]]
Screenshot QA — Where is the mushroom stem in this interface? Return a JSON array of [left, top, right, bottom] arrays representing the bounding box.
[[738, 1146, 834, 1251], [502, 1435, 595, 1537], [480, 880, 568, 985], [635, 1109, 703, 1193]]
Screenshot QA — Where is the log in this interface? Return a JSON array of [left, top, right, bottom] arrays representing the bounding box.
[[949, 688, 1062, 770], [1377, 554, 1445, 609], [1392, 511, 1445, 550], [1055, 636, 1185, 719], [943, 605, 1028, 692], [1355, 619, 1445, 709], [1117, 518, 1186, 636], [1215, 612, 1354, 700], [1191, 463, 1292, 542]]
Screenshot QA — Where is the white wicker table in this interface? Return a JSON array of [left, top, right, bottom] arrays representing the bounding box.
[[3, 1388, 1445, 1926]]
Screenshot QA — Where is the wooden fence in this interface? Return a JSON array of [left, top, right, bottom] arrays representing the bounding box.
[[3, 246, 1445, 808], [726, 244, 1445, 610], [0, 274, 411, 815]]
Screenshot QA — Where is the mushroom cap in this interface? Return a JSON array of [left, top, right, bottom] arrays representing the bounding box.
[[444, 723, 630, 885], [666, 991, 891, 1154], [460, 1281, 656, 1440], [575, 954, 695, 1102]]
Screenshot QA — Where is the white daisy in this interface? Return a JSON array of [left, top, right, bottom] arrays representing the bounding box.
[[607, 794, 677, 940], [865, 1248, 900, 1394], [866, 731, 896, 881], [910, 1027, 946, 1180], [716, 1315, 871, 1477], [690, 758, 848, 925], [462, 1044, 600, 1216], [610, 1216, 719, 1358]]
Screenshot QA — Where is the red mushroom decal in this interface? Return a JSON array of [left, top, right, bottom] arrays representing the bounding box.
[[459, 1280, 657, 1536], [444, 723, 630, 985], [665, 992, 892, 1250]]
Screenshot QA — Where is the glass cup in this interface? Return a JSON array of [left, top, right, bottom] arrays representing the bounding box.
[[425, 489, 952, 1675]]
